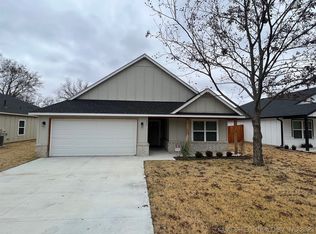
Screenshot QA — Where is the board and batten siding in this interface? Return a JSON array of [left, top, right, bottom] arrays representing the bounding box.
[[78, 59, 195, 102], [234, 118, 316, 147], [282, 118, 316, 147], [168, 118, 227, 142], [166, 118, 228, 153], [232, 119, 282, 146], [0, 114, 37, 143], [180, 93, 236, 114]]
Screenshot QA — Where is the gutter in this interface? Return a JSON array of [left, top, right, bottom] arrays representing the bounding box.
[[277, 118, 284, 147], [0, 112, 37, 117], [29, 112, 246, 119]]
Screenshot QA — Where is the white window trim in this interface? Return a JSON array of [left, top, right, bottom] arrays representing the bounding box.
[[191, 119, 219, 142], [17, 119, 26, 136], [291, 119, 313, 139]]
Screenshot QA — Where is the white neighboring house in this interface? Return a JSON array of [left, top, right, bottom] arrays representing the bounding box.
[[234, 88, 316, 151], [0, 94, 38, 143]]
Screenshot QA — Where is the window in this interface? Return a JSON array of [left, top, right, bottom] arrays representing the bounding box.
[[292, 119, 313, 139], [192, 120, 217, 142], [18, 120, 26, 136]]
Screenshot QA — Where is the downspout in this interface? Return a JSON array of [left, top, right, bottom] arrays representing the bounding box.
[[277, 118, 284, 147]]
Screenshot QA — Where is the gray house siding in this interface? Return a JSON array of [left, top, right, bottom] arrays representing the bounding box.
[[180, 93, 236, 114], [166, 118, 228, 154], [0, 114, 37, 143], [78, 59, 195, 102]]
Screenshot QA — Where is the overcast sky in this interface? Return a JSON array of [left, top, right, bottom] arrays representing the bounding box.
[[0, 0, 252, 105]]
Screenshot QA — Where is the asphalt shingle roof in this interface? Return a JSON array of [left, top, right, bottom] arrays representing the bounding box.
[[33, 99, 185, 114], [0, 94, 38, 115], [241, 87, 316, 118]]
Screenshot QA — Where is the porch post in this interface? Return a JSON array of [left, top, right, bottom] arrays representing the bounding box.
[[234, 119, 238, 154], [304, 116, 310, 151], [185, 119, 190, 142]]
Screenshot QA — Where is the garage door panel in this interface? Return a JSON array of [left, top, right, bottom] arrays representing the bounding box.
[[50, 119, 137, 156]]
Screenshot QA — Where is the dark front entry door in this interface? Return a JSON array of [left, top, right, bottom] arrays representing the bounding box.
[[148, 120, 161, 146]]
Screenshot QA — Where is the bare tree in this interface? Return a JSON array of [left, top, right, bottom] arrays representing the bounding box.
[[147, 0, 316, 165], [57, 78, 89, 100], [0, 55, 42, 103], [34, 95, 56, 107]]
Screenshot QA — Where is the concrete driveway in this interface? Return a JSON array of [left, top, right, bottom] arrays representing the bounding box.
[[0, 154, 173, 234]]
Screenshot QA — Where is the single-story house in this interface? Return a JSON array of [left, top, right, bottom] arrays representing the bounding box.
[[30, 54, 245, 157], [0, 94, 38, 143], [236, 88, 316, 151]]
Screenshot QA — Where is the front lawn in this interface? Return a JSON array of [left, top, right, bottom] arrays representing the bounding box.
[[145, 144, 316, 234], [0, 140, 37, 171]]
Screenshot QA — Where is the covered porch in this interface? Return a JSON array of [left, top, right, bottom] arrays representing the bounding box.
[[147, 117, 241, 155]]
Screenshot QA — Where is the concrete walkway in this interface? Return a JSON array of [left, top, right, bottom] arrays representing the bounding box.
[[0, 154, 173, 234]]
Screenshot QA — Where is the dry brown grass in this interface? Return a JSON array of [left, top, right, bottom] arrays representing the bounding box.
[[145, 144, 316, 234], [0, 140, 37, 171]]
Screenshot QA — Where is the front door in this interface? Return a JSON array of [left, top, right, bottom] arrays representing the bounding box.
[[148, 120, 161, 146]]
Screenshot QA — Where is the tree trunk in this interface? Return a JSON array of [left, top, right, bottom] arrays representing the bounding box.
[[252, 112, 264, 166]]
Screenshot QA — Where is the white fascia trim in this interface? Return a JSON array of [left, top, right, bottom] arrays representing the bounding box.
[[0, 112, 36, 117], [308, 111, 316, 117], [171, 88, 244, 115], [29, 112, 245, 119], [70, 54, 198, 100]]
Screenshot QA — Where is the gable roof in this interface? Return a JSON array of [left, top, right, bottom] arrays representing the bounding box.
[[172, 89, 244, 115], [0, 94, 38, 115], [71, 54, 198, 100], [241, 87, 316, 118]]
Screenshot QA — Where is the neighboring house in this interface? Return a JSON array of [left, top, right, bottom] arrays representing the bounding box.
[[237, 88, 316, 151], [0, 94, 38, 143], [30, 54, 244, 157]]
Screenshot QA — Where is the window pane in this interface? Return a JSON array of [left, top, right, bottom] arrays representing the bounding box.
[[307, 120, 313, 130], [293, 130, 302, 139], [308, 130, 313, 139], [193, 121, 204, 130], [193, 132, 204, 141], [292, 121, 302, 130], [18, 128, 24, 135], [206, 121, 216, 130], [206, 132, 217, 141], [19, 121, 25, 127]]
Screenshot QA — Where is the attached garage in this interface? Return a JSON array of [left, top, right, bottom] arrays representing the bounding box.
[[50, 119, 137, 156]]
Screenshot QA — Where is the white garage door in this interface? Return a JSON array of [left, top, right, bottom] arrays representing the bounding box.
[[50, 119, 137, 156]]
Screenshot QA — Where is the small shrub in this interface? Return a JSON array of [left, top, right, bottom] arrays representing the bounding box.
[[284, 145, 289, 149], [291, 145, 296, 150], [301, 143, 313, 148], [195, 151, 204, 158], [216, 152, 223, 157], [205, 151, 213, 158], [181, 142, 190, 157], [226, 151, 233, 157]]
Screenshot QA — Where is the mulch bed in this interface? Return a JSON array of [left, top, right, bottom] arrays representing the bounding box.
[[174, 155, 251, 160]]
